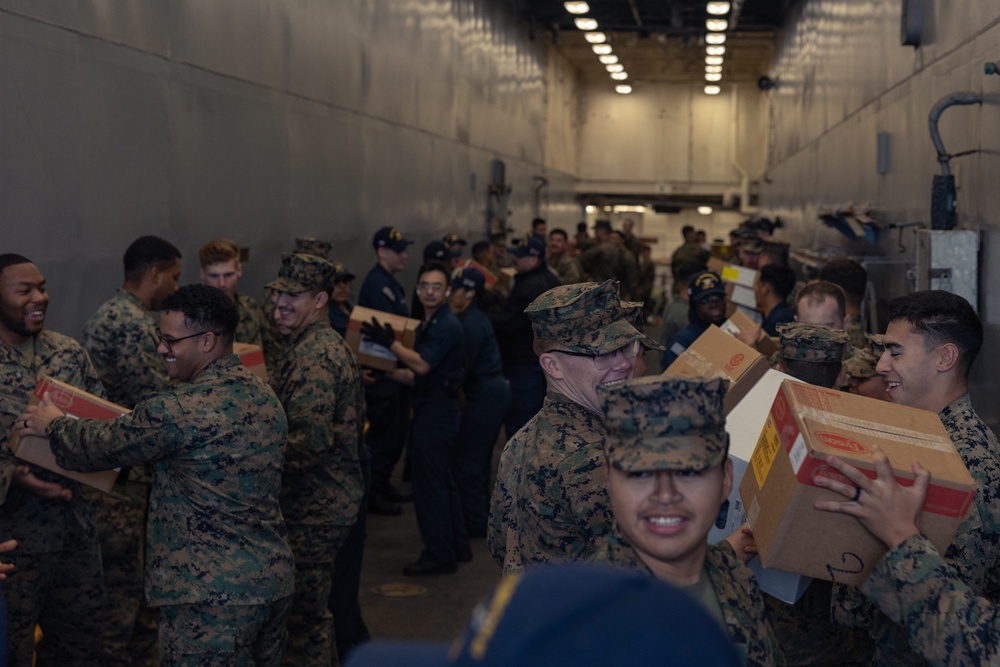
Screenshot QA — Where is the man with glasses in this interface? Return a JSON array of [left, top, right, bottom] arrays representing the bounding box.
[[661, 270, 728, 370], [267, 253, 364, 665], [19, 284, 294, 667], [362, 262, 467, 576], [82, 235, 182, 666], [488, 280, 661, 574]]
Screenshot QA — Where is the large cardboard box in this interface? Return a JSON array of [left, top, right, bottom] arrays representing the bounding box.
[[740, 380, 976, 586], [233, 343, 267, 382], [10, 376, 125, 493], [498, 267, 517, 291], [454, 259, 498, 289], [345, 306, 421, 372], [708, 369, 812, 603], [720, 308, 779, 358], [663, 325, 770, 414]]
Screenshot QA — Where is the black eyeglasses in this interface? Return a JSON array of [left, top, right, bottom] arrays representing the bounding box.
[[155, 328, 215, 352], [549, 340, 642, 370]]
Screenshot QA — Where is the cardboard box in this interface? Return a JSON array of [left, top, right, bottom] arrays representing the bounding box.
[[345, 306, 421, 372], [708, 258, 759, 309], [498, 267, 517, 291], [454, 259, 498, 289], [10, 376, 125, 493], [708, 369, 812, 602], [663, 325, 770, 414], [720, 308, 779, 358], [233, 343, 268, 382], [740, 380, 976, 586]]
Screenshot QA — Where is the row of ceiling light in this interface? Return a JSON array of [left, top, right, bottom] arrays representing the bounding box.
[[563, 2, 632, 94], [563, 1, 733, 97]]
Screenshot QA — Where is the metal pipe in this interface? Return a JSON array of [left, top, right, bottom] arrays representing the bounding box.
[[928, 92, 981, 177]]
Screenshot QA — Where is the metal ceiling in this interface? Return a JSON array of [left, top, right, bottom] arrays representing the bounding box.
[[517, 0, 794, 86]]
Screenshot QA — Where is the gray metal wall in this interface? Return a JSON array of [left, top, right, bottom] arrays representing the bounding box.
[[0, 1, 578, 337], [759, 0, 1000, 428]]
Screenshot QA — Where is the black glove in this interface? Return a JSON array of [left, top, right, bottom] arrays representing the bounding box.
[[360, 317, 396, 348]]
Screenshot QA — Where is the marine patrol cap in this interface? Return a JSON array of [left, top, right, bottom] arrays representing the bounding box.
[[842, 333, 885, 379], [688, 271, 726, 303], [777, 322, 849, 363], [266, 253, 334, 293], [293, 237, 332, 259], [508, 235, 546, 260], [331, 261, 356, 283], [622, 301, 645, 333], [599, 376, 729, 472], [525, 280, 662, 355], [451, 268, 485, 295], [373, 226, 414, 252]]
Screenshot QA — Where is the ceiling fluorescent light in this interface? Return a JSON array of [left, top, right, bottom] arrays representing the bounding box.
[[584, 32, 607, 43], [575, 17, 598, 30], [564, 2, 590, 14]]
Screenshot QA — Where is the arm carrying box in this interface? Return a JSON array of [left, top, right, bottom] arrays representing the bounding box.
[[663, 324, 770, 414], [10, 376, 125, 493], [739, 380, 976, 587], [345, 306, 421, 372]]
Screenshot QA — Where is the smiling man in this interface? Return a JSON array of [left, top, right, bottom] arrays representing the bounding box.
[[488, 280, 661, 574], [832, 290, 1000, 665], [18, 284, 294, 667], [595, 375, 782, 666], [0, 254, 105, 666], [267, 253, 364, 666]]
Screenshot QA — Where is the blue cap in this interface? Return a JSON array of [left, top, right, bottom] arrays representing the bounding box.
[[508, 235, 546, 260], [688, 270, 726, 302], [450, 268, 485, 295], [373, 226, 414, 252], [344, 563, 741, 667], [424, 240, 450, 262]]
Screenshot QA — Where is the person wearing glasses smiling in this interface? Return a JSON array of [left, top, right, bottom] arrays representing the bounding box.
[[362, 262, 467, 576], [18, 284, 294, 667], [488, 280, 662, 574]]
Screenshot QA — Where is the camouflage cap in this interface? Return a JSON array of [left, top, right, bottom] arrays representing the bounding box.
[[526, 280, 663, 354], [293, 237, 332, 259], [777, 322, 849, 363], [622, 301, 645, 333], [842, 333, 885, 379], [266, 252, 334, 293], [599, 376, 729, 472]]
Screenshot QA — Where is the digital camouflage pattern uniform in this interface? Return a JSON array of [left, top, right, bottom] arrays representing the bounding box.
[[846, 317, 868, 350], [548, 253, 583, 285], [864, 533, 1000, 667], [0, 330, 104, 666], [594, 375, 783, 666], [488, 281, 660, 573], [268, 253, 365, 667], [841, 333, 885, 384], [833, 393, 1000, 666], [46, 354, 295, 666], [234, 292, 268, 346], [83, 288, 170, 666], [772, 322, 875, 665]]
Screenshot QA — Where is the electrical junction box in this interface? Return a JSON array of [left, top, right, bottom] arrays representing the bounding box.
[[916, 230, 979, 310]]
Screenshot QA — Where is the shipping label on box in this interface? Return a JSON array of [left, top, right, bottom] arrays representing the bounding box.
[[9, 376, 126, 493], [709, 369, 812, 602], [663, 325, 770, 414], [344, 306, 421, 372], [740, 380, 976, 586], [720, 309, 778, 357], [233, 343, 268, 382], [454, 259, 498, 289]]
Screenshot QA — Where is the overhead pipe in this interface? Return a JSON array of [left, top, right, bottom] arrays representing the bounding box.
[[928, 91, 981, 177]]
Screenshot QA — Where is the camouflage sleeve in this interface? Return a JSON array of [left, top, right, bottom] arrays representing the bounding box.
[[862, 533, 1000, 667], [939, 498, 988, 590], [47, 393, 185, 471]]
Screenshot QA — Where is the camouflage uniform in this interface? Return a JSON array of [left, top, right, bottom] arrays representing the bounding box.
[[267, 254, 365, 667], [83, 288, 169, 666], [863, 534, 1000, 667], [840, 334, 884, 388], [548, 253, 583, 285], [776, 321, 849, 364], [846, 317, 868, 350], [0, 331, 104, 666], [833, 393, 1000, 666], [487, 281, 659, 573], [234, 292, 268, 346], [47, 354, 295, 666], [594, 375, 783, 666], [578, 242, 619, 283]]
